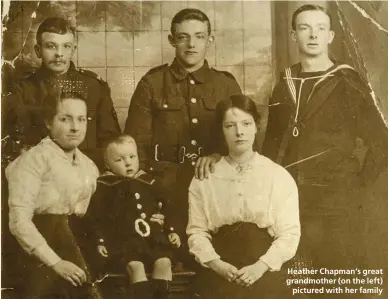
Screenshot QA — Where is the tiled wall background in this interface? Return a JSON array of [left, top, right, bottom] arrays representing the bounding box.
[[3, 1, 274, 133], [4, 0, 388, 278]]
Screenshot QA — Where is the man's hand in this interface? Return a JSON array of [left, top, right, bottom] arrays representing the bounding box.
[[195, 153, 222, 180], [234, 260, 269, 287], [168, 233, 181, 248], [51, 259, 87, 287], [150, 213, 165, 226], [206, 259, 239, 282], [97, 245, 108, 258]]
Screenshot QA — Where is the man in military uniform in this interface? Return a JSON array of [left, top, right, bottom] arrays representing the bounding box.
[[1, 17, 120, 291], [3, 17, 120, 167], [124, 8, 242, 265]]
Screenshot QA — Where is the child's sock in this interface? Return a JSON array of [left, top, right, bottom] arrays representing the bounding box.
[[131, 281, 152, 299], [152, 279, 170, 299]]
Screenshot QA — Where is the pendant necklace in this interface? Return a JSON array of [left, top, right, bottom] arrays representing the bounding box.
[[227, 152, 255, 173]]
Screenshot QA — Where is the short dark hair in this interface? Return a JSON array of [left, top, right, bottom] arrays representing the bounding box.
[[171, 8, 211, 35], [36, 17, 75, 45], [292, 4, 332, 30], [43, 87, 87, 123]]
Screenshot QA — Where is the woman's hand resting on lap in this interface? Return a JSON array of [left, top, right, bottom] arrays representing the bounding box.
[[52, 260, 87, 287], [206, 259, 239, 282], [234, 260, 269, 287]]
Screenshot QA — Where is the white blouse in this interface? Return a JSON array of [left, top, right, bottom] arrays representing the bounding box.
[[187, 153, 300, 271], [6, 137, 99, 266]]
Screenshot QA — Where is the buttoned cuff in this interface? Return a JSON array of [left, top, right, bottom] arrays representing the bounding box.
[[32, 243, 61, 267]]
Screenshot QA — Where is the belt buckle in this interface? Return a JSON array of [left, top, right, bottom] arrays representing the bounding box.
[[178, 146, 186, 163], [154, 144, 160, 162]]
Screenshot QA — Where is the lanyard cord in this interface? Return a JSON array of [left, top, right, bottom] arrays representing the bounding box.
[[283, 67, 345, 137]]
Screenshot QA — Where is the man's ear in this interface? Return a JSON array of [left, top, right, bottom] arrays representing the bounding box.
[[208, 35, 214, 46], [328, 30, 335, 44], [168, 34, 176, 48], [71, 45, 77, 57], [291, 30, 297, 43], [34, 44, 42, 58]]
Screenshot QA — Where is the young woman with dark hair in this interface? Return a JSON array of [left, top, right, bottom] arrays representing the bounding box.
[[187, 95, 300, 299], [6, 89, 100, 299]]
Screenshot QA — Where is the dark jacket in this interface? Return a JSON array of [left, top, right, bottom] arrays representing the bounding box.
[[262, 63, 388, 189], [124, 59, 242, 171], [2, 62, 121, 166], [124, 59, 242, 234], [85, 171, 174, 248]]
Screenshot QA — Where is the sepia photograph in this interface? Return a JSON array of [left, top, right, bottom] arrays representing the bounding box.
[[1, 1, 387, 298]]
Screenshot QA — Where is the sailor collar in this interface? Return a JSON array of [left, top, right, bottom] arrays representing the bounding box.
[[97, 170, 155, 186]]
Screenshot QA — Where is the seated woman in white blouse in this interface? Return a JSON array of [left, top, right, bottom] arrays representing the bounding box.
[[6, 88, 100, 299], [187, 95, 300, 299]]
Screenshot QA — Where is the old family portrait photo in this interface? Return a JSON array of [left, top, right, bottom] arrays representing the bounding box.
[[1, 0, 387, 298]]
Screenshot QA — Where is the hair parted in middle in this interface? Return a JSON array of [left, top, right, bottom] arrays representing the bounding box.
[[43, 85, 87, 123], [215, 94, 261, 126], [214, 94, 261, 152]]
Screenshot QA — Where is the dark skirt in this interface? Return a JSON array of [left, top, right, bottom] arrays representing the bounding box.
[[192, 222, 294, 299], [24, 215, 103, 299]]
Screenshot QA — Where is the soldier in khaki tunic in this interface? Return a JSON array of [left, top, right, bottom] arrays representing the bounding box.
[[1, 17, 120, 291], [124, 9, 242, 264], [3, 17, 121, 167]]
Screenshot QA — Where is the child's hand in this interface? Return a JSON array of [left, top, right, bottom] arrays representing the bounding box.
[[150, 213, 165, 226], [97, 245, 108, 257], [168, 233, 181, 248]]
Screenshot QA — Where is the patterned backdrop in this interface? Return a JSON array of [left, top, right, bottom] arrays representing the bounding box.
[[2, 1, 274, 136]]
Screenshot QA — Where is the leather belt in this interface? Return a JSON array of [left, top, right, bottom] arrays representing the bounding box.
[[153, 144, 203, 164]]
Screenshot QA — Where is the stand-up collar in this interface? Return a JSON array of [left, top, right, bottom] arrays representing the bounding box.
[[43, 136, 81, 165], [35, 61, 77, 80], [170, 58, 210, 83]]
